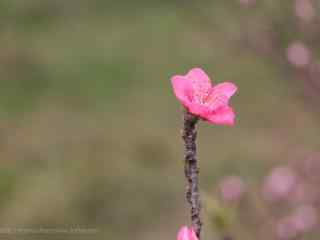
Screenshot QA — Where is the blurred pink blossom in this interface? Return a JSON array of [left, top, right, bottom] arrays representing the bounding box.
[[171, 68, 237, 125], [177, 226, 198, 240], [276, 205, 317, 239], [308, 62, 320, 81], [219, 176, 246, 202], [294, 0, 316, 22], [291, 205, 317, 233], [289, 183, 312, 205], [300, 153, 320, 183], [262, 167, 298, 202], [276, 217, 299, 240], [286, 42, 311, 68]]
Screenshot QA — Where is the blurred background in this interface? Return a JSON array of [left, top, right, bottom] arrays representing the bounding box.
[[1, 0, 320, 239]]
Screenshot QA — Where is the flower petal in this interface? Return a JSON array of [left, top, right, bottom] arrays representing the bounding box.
[[177, 226, 198, 240], [171, 76, 193, 107], [207, 106, 235, 125], [177, 226, 189, 240], [212, 82, 237, 98], [205, 92, 229, 111], [186, 68, 212, 93], [187, 228, 198, 240], [186, 102, 209, 117], [205, 82, 237, 110]]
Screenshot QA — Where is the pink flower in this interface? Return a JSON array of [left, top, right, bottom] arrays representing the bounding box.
[[294, 0, 315, 22], [291, 205, 317, 233], [262, 167, 297, 202], [177, 226, 198, 240], [218, 175, 246, 202], [286, 42, 311, 68], [276, 217, 299, 240], [276, 205, 317, 239], [171, 68, 237, 125]]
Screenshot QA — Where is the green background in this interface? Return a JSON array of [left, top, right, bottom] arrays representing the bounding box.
[[0, 0, 319, 239]]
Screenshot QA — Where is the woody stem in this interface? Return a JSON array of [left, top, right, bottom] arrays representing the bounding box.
[[182, 110, 202, 238]]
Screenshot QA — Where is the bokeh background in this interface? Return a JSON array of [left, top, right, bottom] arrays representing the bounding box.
[[1, 0, 320, 239]]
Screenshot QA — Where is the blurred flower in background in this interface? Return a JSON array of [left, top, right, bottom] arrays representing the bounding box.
[[218, 176, 246, 203], [308, 62, 320, 83], [286, 42, 311, 68], [289, 183, 313, 205], [299, 153, 320, 183], [276, 205, 317, 239], [262, 167, 297, 202], [276, 216, 300, 240], [294, 0, 316, 22], [291, 205, 317, 233]]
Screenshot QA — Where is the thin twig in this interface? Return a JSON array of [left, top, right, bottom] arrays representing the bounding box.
[[182, 110, 202, 238]]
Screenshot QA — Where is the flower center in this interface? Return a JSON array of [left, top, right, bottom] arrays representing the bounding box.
[[193, 90, 210, 105], [193, 88, 227, 111]]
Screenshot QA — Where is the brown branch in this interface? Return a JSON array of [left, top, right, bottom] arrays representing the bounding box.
[[182, 110, 202, 238]]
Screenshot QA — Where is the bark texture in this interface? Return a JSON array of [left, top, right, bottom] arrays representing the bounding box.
[[182, 110, 202, 238]]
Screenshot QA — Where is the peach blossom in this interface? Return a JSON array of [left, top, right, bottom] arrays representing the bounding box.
[[294, 0, 315, 22], [177, 226, 198, 240], [262, 167, 297, 202], [219, 176, 246, 202], [171, 68, 237, 125], [286, 42, 311, 68]]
